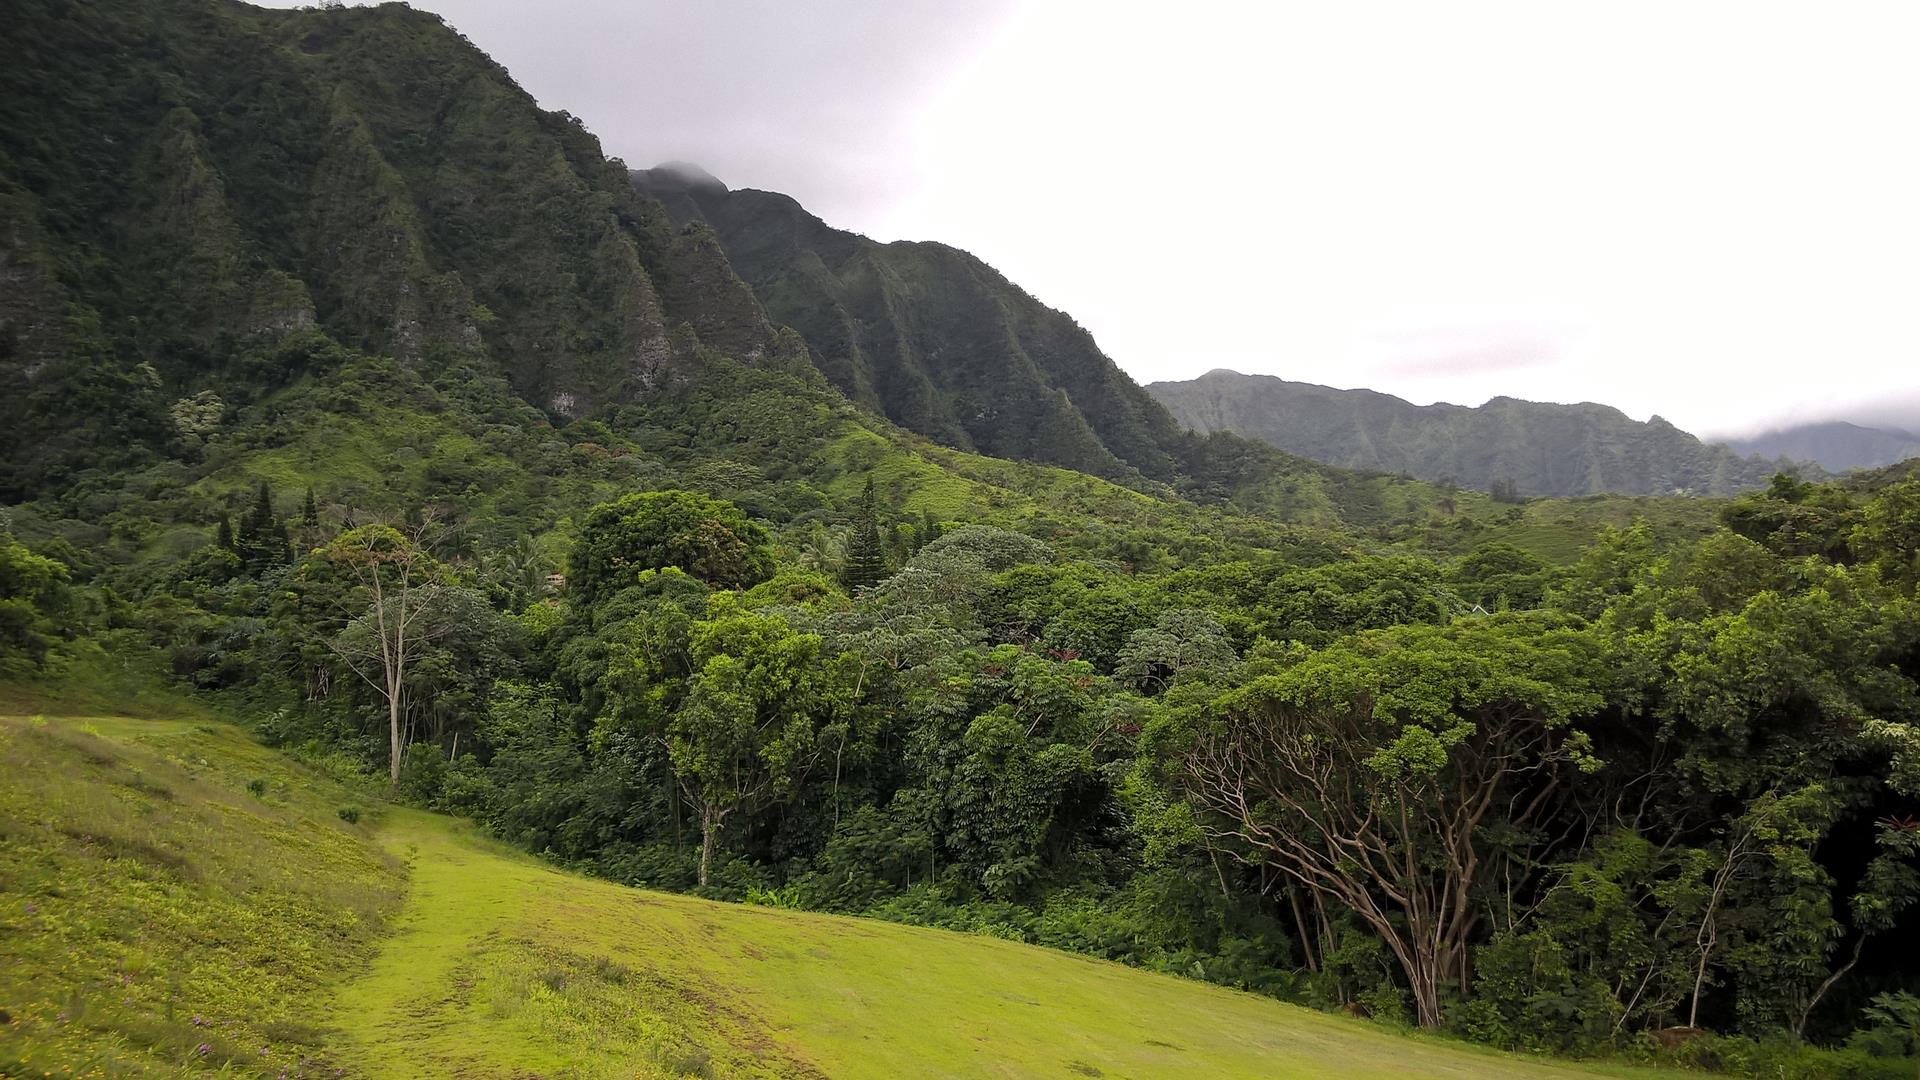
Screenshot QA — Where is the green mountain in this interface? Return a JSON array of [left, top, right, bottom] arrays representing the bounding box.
[[1147, 369, 1801, 498], [7, 4, 1917, 1076], [631, 164, 1188, 483], [0, 0, 812, 500], [0, 0, 1474, 539], [1725, 419, 1920, 473]]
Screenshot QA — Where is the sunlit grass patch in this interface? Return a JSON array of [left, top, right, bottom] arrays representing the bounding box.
[[6, 700, 1696, 1080]]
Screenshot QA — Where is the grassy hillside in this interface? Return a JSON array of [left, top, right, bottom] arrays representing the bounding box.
[[0, 692, 404, 1077], [1, 688, 1695, 1079], [1400, 491, 1726, 564]]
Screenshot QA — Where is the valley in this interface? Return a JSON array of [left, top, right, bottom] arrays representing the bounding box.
[[2, 2, 1917, 1078]]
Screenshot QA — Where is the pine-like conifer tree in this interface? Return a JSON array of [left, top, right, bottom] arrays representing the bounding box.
[[841, 479, 887, 591]]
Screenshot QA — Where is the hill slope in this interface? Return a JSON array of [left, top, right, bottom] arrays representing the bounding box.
[[631, 164, 1189, 483], [1, 0, 1500, 544], [1148, 369, 1797, 498], [2, 696, 1687, 1079], [0, 0, 805, 499], [1724, 419, 1920, 472]]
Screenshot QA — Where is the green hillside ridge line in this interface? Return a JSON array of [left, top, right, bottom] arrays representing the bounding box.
[[1146, 369, 1807, 498], [1, 698, 1692, 1079], [1724, 419, 1920, 473], [631, 165, 1188, 484], [7, 0, 1515, 545]]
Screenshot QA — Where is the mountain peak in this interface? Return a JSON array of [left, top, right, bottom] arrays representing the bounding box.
[[640, 161, 727, 192]]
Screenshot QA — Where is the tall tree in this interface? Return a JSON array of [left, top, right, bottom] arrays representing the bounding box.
[[665, 601, 858, 885], [841, 479, 887, 592], [322, 522, 455, 784], [233, 481, 289, 571]]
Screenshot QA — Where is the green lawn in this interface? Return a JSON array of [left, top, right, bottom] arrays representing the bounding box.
[[2, 701, 1699, 1079]]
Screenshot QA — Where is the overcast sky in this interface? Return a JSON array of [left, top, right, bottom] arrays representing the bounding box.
[[274, 1, 1920, 437]]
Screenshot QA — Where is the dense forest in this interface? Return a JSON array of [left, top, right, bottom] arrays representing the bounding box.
[[3, 2, 1919, 1078]]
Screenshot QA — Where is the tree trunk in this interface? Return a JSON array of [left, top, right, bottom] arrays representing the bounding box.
[[698, 806, 721, 887], [1689, 921, 1714, 1030], [1794, 936, 1863, 1038], [1407, 951, 1445, 1028], [387, 683, 404, 785], [1288, 889, 1320, 974]]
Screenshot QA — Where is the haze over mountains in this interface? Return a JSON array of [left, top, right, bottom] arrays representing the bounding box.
[[1144, 370, 1801, 498], [1724, 420, 1920, 473], [635, 165, 1913, 501], [0, 0, 1465, 537], [2, 0, 1875, 517], [1144, 370, 1920, 494]]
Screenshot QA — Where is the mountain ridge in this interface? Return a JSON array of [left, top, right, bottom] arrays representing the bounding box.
[[1147, 368, 1803, 498], [1723, 419, 1920, 472], [631, 165, 1190, 483], [0, 0, 820, 498]]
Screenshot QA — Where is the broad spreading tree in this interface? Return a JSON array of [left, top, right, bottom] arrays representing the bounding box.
[[573, 490, 773, 603], [1162, 616, 1605, 1027]]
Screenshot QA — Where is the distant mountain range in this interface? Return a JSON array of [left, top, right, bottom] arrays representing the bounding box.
[[630, 166, 1911, 501], [1146, 370, 1804, 498], [1722, 420, 1920, 473]]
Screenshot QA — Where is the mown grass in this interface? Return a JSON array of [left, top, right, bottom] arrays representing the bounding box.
[[4, 694, 1698, 1079], [326, 807, 1695, 1080], [0, 698, 404, 1078]]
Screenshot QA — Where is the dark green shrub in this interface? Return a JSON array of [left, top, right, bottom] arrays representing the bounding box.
[[398, 743, 448, 805]]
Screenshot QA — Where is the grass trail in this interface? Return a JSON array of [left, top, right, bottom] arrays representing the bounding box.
[[338, 803, 1683, 1079], [2, 700, 1695, 1079]]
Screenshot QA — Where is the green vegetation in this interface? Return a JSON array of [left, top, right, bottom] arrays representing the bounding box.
[[0, 697, 402, 1077], [2, 2, 1917, 1078], [6, 696, 1709, 1079], [634, 166, 1186, 483], [14, 466, 1917, 1077]]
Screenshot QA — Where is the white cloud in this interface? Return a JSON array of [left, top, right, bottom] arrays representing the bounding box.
[[260, 0, 1920, 437]]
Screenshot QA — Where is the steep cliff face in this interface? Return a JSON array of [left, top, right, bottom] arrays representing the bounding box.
[[1148, 369, 1801, 498], [0, 0, 1431, 532], [0, 0, 800, 494], [632, 165, 1187, 483]]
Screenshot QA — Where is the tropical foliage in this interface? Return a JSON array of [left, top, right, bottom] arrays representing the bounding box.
[[1, 3, 1915, 1077]]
